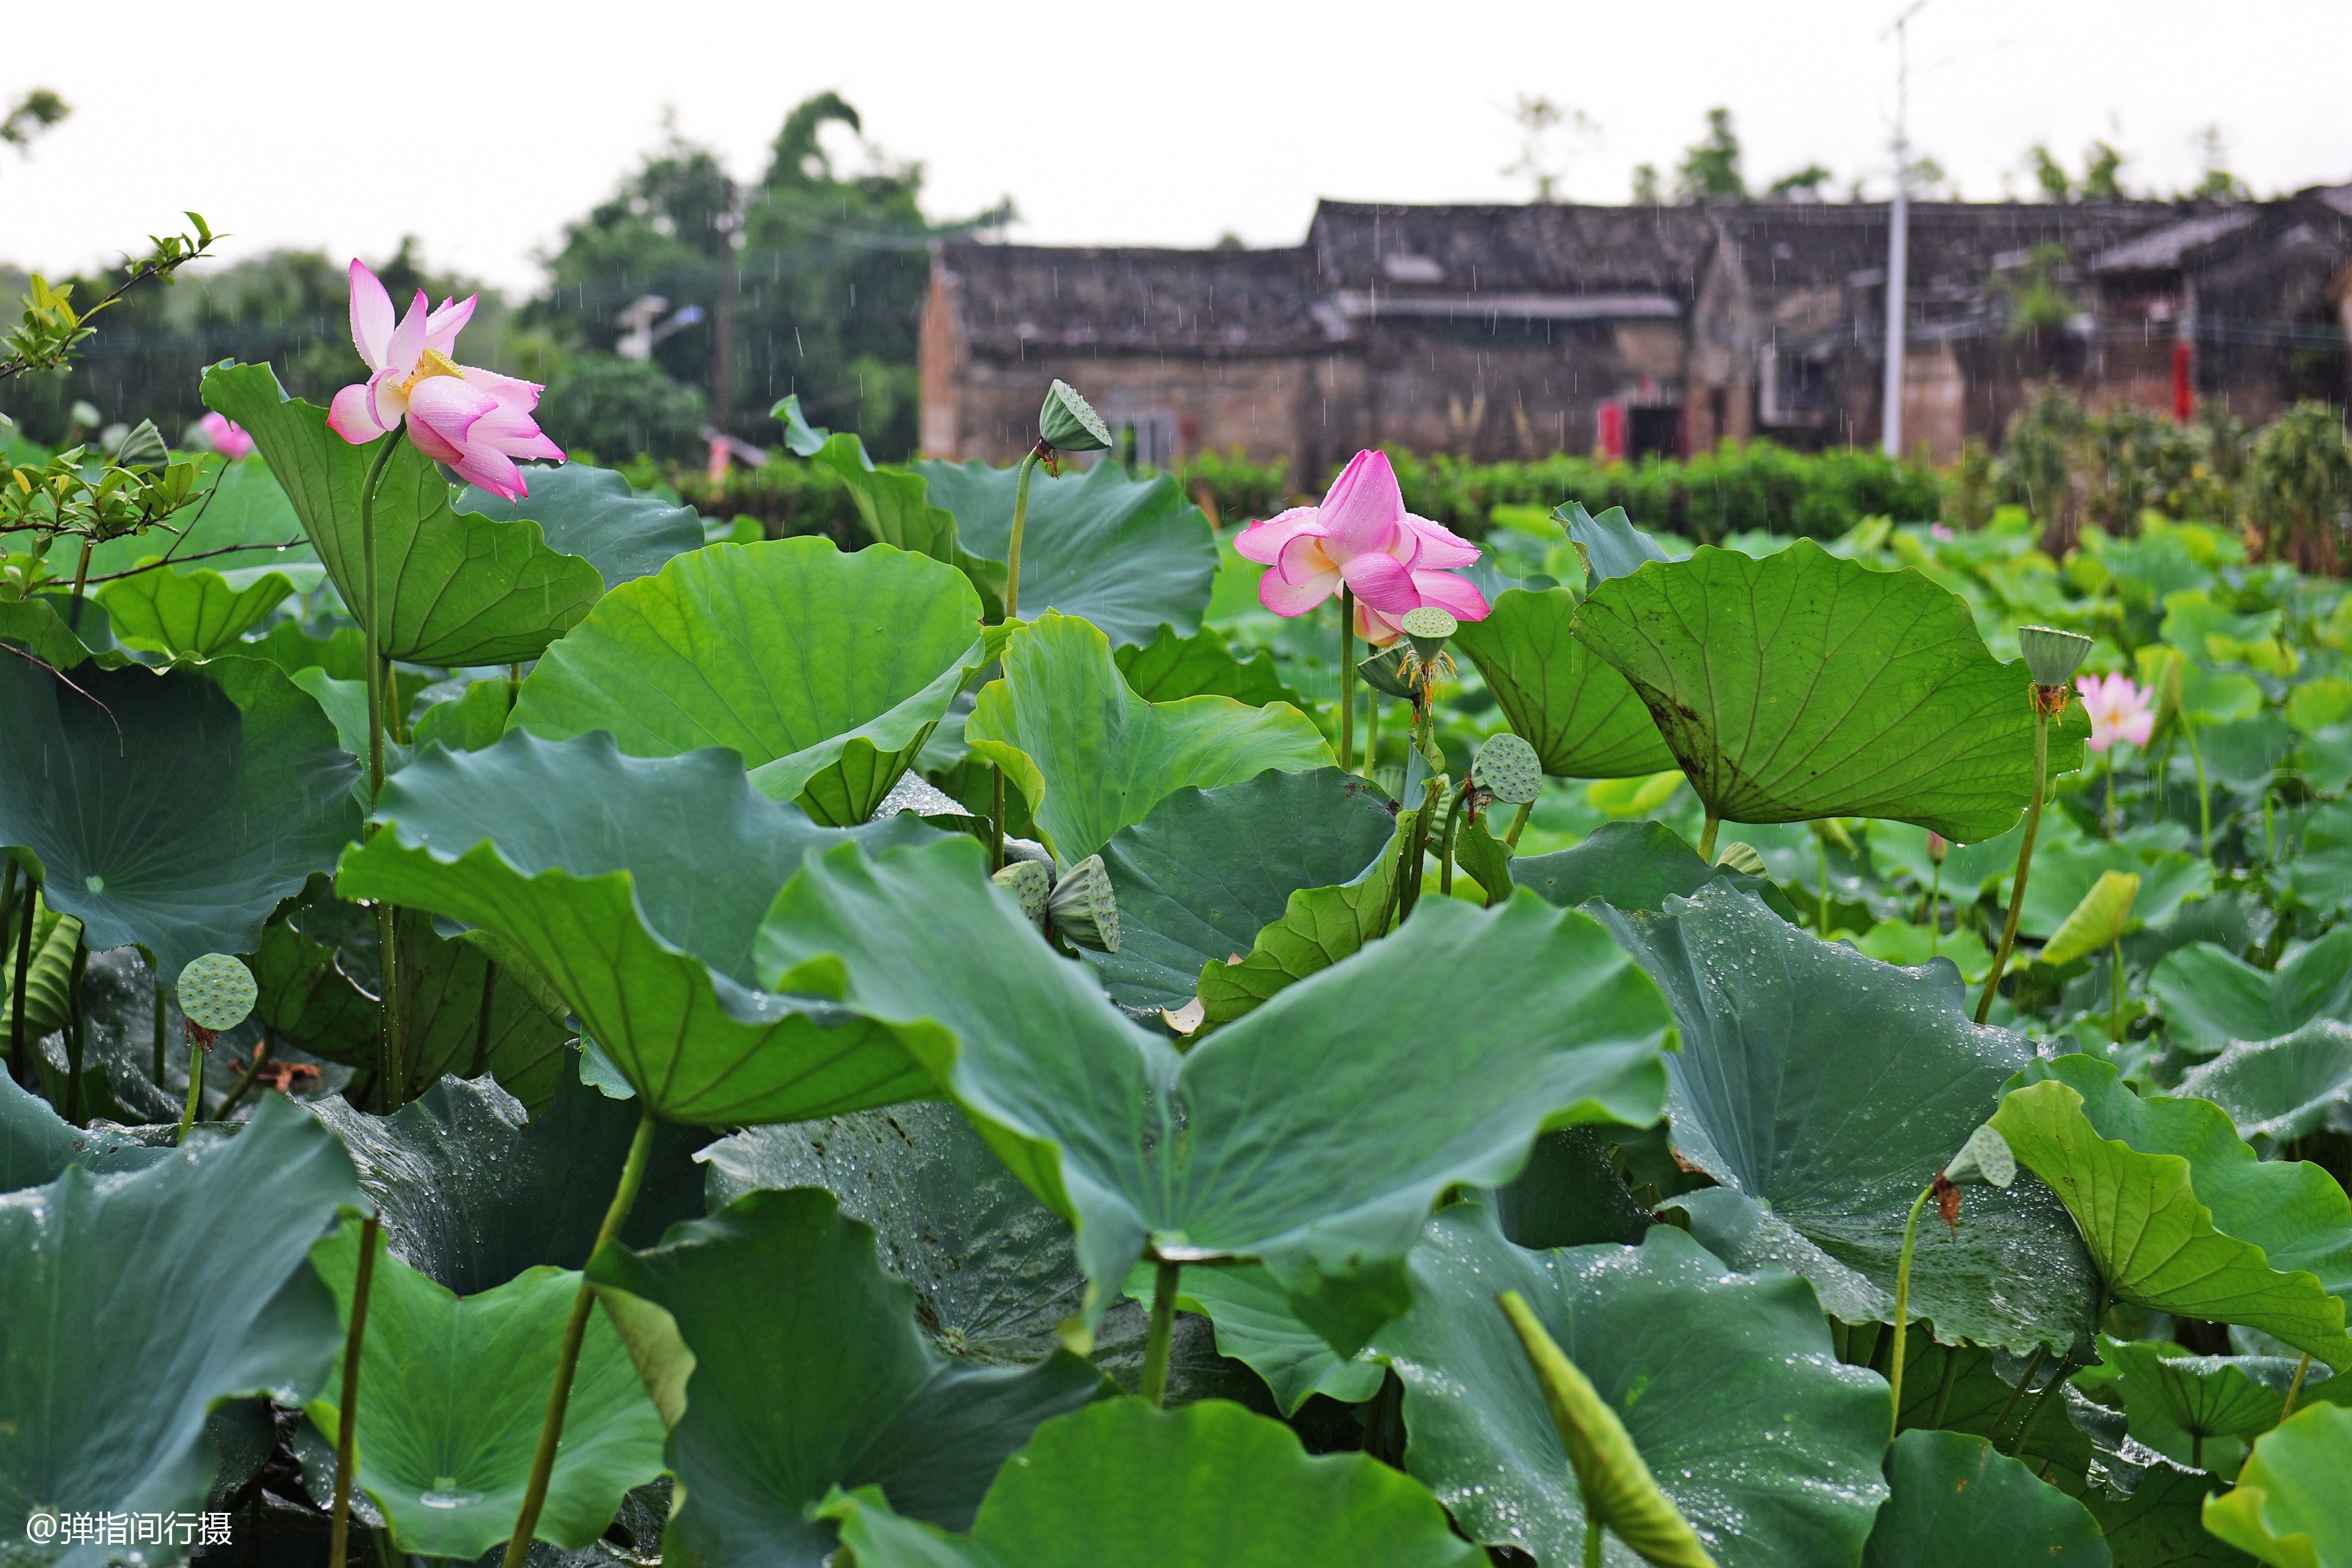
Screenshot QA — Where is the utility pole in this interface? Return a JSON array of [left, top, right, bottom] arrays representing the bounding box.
[[1881, 1, 1926, 457]]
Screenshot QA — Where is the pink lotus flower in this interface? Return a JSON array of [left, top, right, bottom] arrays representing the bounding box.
[[195, 411, 254, 460], [325, 260, 562, 500], [1235, 449, 1489, 646], [2077, 672, 2155, 753]]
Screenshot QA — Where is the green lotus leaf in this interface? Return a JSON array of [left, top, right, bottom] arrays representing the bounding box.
[[817, 1398, 1486, 1568], [918, 457, 1219, 648], [1080, 767, 1396, 1016], [1593, 881, 2102, 1353], [1562, 501, 1678, 584], [778, 394, 1008, 612], [309, 1065, 710, 1295], [0, 1069, 167, 1193], [246, 619, 368, 682], [1861, 1430, 2110, 1567], [2287, 798, 2352, 918], [1990, 1056, 2352, 1366], [335, 730, 943, 1125], [0, 1097, 358, 1549], [1113, 622, 1301, 707], [455, 459, 704, 592], [0, 649, 362, 981], [1510, 820, 1720, 911], [1364, 1206, 1889, 1568], [0, 892, 80, 1046], [307, 1217, 664, 1559], [2154, 933, 2352, 1056], [1138, 1259, 1386, 1414], [757, 838, 1672, 1356], [2078, 1464, 2250, 1568], [1193, 806, 1415, 1029], [2041, 870, 2143, 969], [2097, 1337, 2306, 1452], [410, 677, 514, 753], [1452, 587, 1676, 779], [2177, 1023, 2352, 1145], [2203, 1402, 2352, 1567], [963, 611, 1330, 861], [202, 361, 603, 665], [703, 1101, 1099, 1366], [1571, 539, 2090, 840], [94, 562, 295, 658], [2023, 838, 2211, 940], [512, 538, 990, 824], [584, 1187, 1106, 1565]]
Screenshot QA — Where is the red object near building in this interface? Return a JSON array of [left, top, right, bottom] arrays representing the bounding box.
[[1597, 401, 1627, 460], [2173, 339, 2194, 424]]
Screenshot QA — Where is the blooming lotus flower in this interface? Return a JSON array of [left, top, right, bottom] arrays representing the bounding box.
[[195, 411, 254, 460], [2077, 672, 2154, 753], [325, 260, 562, 500], [1235, 449, 1488, 645]]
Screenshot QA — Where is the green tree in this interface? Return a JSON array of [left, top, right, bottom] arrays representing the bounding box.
[[1630, 162, 1662, 204], [1765, 163, 1833, 198], [1, 88, 68, 159], [1673, 108, 1745, 201]]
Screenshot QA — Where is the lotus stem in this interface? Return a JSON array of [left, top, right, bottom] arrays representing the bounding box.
[[1816, 827, 1833, 933], [503, 1106, 660, 1568], [329, 1214, 382, 1568], [212, 1028, 277, 1121], [1506, 799, 1533, 848], [2185, 717, 2211, 858], [1976, 702, 2053, 1024], [1338, 588, 1356, 774], [507, 662, 522, 713], [1438, 783, 1469, 897], [2280, 1353, 2312, 1420], [1888, 1182, 1934, 1438], [1925, 860, 1944, 957], [68, 538, 92, 611], [9, 872, 35, 1085], [1365, 687, 1381, 771], [376, 907, 404, 1110], [2103, 751, 2116, 838], [1004, 446, 1040, 620], [1699, 810, 1721, 862], [1989, 1344, 2047, 1453], [176, 1034, 203, 1146], [1928, 1347, 1960, 1430], [989, 767, 1006, 874], [2005, 1360, 2065, 1458], [1585, 1516, 1603, 1568], [151, 974, 167, 1084], [2109, 938, 2125, 1053], [471, 964, 498, 1078], [358, 433, 404, 1111], [1140, 1258, 1180, 1408], [63, 937, 87, 1125]]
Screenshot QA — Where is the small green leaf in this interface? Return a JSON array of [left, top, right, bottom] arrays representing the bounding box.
[[1113, 622, 1301, 707], [2202, 1402, 2352, 1568], [0, 894, 80, 1046], [307, 1219, 665, 1559], [1453, 586, 1678, 779], [455, 459, 704, 592], [1194, 806, 1414, 1028], [964, 611, 1330, 860], [1508, 821, 1715, 913], [2023, 838, 2210, 940], [2041, 870, 2142, 968], [2098, 1336, 2305, 1447], [94, 562, 295, 657]]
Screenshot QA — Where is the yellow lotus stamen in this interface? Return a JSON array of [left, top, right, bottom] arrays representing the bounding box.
[[398, 348, 465, 397]]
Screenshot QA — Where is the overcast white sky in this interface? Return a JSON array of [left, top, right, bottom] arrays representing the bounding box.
[[6, 0, 2347, 295]]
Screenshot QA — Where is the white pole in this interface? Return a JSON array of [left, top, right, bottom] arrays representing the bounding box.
[[1881, 3, 1924, 457]]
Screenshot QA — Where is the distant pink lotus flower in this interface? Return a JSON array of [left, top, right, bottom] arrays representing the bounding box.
[[2077, 672, 2155, 753], [195, 411, 254, 460], [706, 435, 731, 485], [1930, 523, 1956, 542], [325, 260, 562, 500], [1235, 449, 1489, 646]]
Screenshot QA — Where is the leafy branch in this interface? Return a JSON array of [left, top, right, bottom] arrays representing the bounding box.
[[0, 211, 222, 383]]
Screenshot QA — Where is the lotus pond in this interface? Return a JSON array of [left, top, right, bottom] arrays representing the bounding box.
[[5, 272, 2352, 1568]]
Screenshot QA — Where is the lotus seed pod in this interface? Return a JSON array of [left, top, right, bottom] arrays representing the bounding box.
[[177, 953, 257, 1032], [2017, 625, 2093, 688], [1472, 733, 1541, 805], [992, 860, 1052, 922], [1942, 1123, 2015, 1188], [1037, 380, 1112, 453], [1048, 854, 1120, 953], [1399, 606, 1457, 665], [1714, 841, 1766, 876]]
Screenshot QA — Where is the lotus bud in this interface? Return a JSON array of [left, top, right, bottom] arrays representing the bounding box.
[[1037, 380, 1112, 453], [1714, 841, 1766, 876], [1400, 606, 1458, 666], [177, 952, 257, 1034], [2017, 625, 2093, 689], [1047, 854, 1120, 953], [992, 860, 1052, 923], [1942, 1124, 2015, 1188], [1926, 830, 1948, 864], [1471, 733, 1541, 807]]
